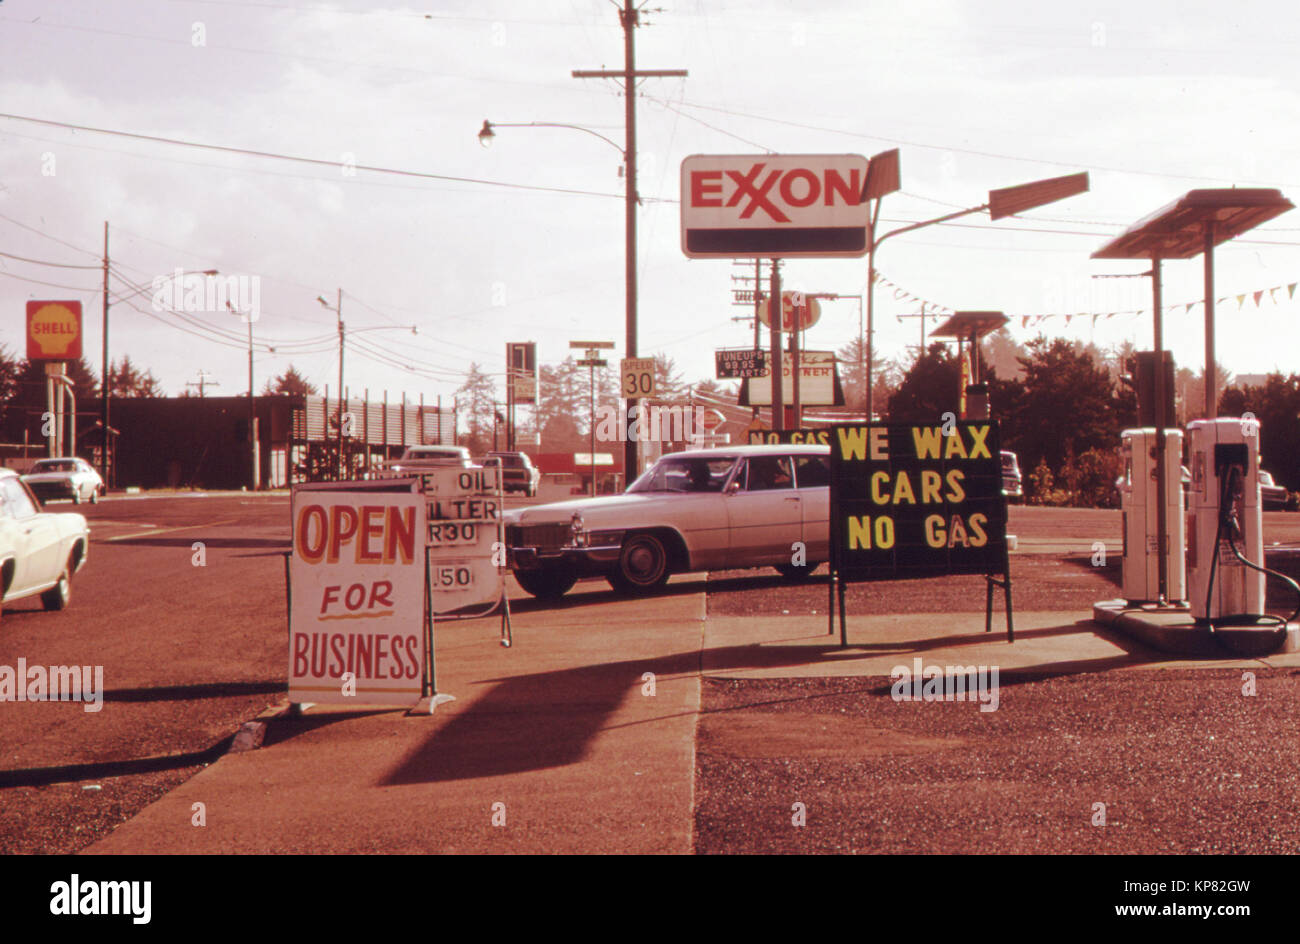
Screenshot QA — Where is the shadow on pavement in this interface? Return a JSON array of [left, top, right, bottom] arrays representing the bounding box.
[[381, 618, 1156, 786]]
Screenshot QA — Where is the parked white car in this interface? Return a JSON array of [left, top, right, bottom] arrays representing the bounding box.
[[505, 444, 831, 598], [0, 468, 90, 613], [21, 457, 103, 505]]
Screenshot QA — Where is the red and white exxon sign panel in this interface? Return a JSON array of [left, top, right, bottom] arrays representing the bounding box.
[[681, 154, 871, 258]]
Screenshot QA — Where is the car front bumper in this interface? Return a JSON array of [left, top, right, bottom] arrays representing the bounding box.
[[510, 542, 623, 574]]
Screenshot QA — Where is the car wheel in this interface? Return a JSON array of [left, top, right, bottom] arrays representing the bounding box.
[[512, 566, 578, 600], [608, 532, 670, 595], [774, 562, 822, 581], [71, 491, 82, 505], [89, 487, 100, 505], [41, 566, 71, 611]]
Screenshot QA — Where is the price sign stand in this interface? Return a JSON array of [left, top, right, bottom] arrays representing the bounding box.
[[423, 458, 514, 648]]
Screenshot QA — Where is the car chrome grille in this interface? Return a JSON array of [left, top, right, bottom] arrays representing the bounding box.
[[514, 523, 571, 550]]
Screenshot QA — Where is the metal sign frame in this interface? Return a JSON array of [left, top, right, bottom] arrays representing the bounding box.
[[826, 421, 1013, 646]]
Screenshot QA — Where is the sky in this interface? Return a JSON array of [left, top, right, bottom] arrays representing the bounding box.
[[2, 0, 1298, 418]]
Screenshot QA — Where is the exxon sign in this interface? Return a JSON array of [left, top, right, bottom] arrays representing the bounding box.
[[681, 154, 871, 258]]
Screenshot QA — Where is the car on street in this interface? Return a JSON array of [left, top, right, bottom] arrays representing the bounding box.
[[1259, 470, 1294, 511], [505, 444, 832, 598], [378, 444, 473, 476], [1000, 450, 1022, 501], [484, 451, 541, 497], [0, 468, 90, 613], [21, 457, 103, 505]]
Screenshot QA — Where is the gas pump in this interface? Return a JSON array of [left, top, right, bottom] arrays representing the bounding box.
[[1187, 418, 1264, 621], [1119, 428, 1185, 604]]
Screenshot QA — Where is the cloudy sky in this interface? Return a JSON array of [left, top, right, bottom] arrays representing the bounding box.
[[2, 0, 1298, 414]]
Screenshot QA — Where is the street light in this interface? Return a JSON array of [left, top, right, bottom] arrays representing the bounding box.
[[479, 117, 643, 483], [860, 161, 1090, 419]]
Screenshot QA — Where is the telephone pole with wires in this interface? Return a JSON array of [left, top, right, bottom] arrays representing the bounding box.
[[186, 370, 219, 398], [572, 0, 686, 482]]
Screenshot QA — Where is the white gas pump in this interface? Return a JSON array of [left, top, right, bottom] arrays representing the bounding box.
[[1187, 418, 1264, 621], [1119, 428, 1185, 603]]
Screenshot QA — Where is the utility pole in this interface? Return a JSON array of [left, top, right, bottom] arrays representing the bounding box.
[[897, 308, 933, 360], [186, 370, 219, 398], [573, 0, 686, 483], [769, 259, 783, 430], [101, 221, 110, 485]]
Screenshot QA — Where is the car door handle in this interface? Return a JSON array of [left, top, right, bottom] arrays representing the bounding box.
[[783, 497, 800, 502]]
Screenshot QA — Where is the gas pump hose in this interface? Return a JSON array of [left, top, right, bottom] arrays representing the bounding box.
[[1203, 465, 1300, 653]]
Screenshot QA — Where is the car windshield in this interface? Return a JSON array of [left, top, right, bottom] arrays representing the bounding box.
[[628, 456, 737, 493], [33, 460, 76, 473], [1000, 453, 1018, 472], [1260, 471, 1275, 486]]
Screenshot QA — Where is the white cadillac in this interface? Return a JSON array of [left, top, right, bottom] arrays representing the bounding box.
[[505, 444, 830, 599], [0, 468, 91, 614]]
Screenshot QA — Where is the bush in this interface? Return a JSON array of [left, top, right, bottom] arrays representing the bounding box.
[[1027, 448, 1121, 508]]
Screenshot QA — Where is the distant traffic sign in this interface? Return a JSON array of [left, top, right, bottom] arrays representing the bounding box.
[[577, 359, 607, 368], [621, 357, 655, 398]]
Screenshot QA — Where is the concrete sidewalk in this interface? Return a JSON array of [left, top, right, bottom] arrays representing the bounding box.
[[85, 576, 1298, 854], [87, 578, 708, 854]]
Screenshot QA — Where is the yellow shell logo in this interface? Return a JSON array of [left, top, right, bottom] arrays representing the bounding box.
[[29, 303, 80, 358]]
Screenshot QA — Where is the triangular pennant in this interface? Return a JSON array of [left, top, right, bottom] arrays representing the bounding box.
[[1091, 313, 1101, 326], [1237, 294, 1247, 309], [1106, 312, 1117, 319], [1253, 290, 1264, 307], [1185, 303, 1194, 314], [1064, 314, 1073, 325], [1289, 283, 1297, 299], [1270, 287, 1279, 303]]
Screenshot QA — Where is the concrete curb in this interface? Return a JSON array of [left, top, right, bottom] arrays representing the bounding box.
[[1092, 598, 1299, 658]]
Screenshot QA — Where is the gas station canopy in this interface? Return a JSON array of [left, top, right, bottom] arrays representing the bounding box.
[[929, 310, 1009, 340], [1091, 188, 1294, 260]]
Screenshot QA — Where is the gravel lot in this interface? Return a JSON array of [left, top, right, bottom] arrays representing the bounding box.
[[694, 670, 1300, 854]]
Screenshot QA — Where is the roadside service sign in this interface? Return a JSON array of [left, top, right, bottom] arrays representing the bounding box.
[[680, 154, 871, 258], [759, 291, 822, 332], [829, 421, 1008, 582], [715, 348, 767, 379], [424, 464, 505, 614], [739, 350, 844, 407], [26, 300, 83, 360], [747, 428, 831, 446], [289, 482, 427, 706]]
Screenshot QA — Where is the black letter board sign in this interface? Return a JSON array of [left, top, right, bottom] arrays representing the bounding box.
[[715, 348, 768, 379], [828, 421, 1012, 642]]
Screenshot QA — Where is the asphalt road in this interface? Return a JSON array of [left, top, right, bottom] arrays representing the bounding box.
[[2, 496, 1299, 854]]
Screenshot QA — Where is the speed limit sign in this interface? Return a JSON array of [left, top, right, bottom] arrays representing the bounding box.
[[620, 357, 656, 398]]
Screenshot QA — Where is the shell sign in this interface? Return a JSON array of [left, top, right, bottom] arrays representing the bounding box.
[[26, 300, 83, 360]]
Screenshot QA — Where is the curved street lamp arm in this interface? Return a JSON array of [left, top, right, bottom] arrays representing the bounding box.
[[872, 203, 989, 251], [482, 120, 625, 156]]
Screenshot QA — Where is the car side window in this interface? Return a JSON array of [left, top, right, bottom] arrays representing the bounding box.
[[1, 478, 39, 519], [794, 455, 831, 488], [742, 455, 794, 491]]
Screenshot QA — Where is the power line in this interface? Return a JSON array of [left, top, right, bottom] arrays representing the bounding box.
[[0, 112, 638, 202]]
